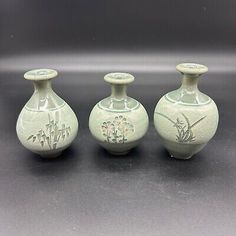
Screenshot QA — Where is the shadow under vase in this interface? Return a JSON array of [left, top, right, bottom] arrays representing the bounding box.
[[154, 146, 212, 181], [23, 145, 81, 178], [92, 145, 145, 173]]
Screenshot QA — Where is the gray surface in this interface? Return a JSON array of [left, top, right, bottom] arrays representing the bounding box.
[[0, 69, 235, 236], [1, 0, 236, 235], [1, 0, 236, 54]]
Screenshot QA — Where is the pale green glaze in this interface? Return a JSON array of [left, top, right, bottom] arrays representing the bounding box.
[[89, 72, 149, 155], [16, 69, 79, 158], [154, 63, 219, 160]]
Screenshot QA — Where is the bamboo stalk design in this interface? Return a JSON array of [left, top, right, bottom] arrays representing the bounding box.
[[101, 115, 134, 143], [27, 111, 71, 150], [156, 112, 206, 143]]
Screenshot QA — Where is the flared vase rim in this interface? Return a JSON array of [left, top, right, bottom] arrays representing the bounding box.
[[104, 72, 134, 85], [176, 63, 208, 75], [24, 69, 58, 81]]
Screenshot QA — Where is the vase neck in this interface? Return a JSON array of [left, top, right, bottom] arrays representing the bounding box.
[[32, 80, 55, 103], [167, 63, 211, 105], [180, 74, 200, 92], [26, 79, 64, 111], [111, 84, 127, 99], [33, 80, 52, 95]]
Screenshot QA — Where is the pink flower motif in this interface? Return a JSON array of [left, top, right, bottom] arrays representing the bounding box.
[[101, 115, 135, 143]]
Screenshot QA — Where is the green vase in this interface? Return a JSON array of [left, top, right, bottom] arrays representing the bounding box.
[[16, 69, 79, 158], [154, 63, 219, 160], [89, 72, 149, 155]]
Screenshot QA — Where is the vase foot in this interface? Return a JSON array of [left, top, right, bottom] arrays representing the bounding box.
[[107, 150, 130, 156], [169, 151, 193, 160], [39, 151, 62, 158]]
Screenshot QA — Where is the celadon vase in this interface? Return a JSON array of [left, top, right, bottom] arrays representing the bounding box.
[[154, 63, 219, 160], [89, 72, 149, 155], [16, 69, 79, 158]]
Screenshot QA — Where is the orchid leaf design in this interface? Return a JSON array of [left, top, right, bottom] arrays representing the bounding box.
[[156, 112, 206, 143]]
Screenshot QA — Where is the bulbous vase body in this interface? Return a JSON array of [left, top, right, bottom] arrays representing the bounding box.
[[89, 73, 149, 155], [154, 63, 219, 160], [16, 69, 79, 158]]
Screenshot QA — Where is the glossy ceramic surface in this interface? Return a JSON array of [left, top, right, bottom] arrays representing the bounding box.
[[154, 63, 219, 159], [16, 69, 79, 158], [89, 72, 149, 155]]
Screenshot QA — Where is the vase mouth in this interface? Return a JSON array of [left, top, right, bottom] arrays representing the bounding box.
[[104, 72, 134, 85], [24, 69, 58, 81], [176, 63, 208, 75]]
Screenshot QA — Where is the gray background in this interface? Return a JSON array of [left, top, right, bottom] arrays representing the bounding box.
[[0, 0, 236, 235]]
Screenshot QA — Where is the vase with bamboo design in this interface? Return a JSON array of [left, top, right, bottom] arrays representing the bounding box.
[[154, 63, 219, 160], [89, 72, 149, 155], [16, 69, 79, 158]]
